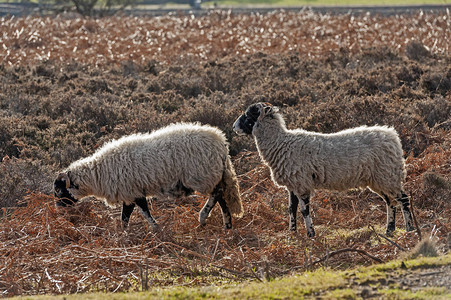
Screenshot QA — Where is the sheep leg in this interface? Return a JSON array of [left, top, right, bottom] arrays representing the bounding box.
[[398, 192, 414, 232], [299, 193, 315, 238], [383, 195, 397, 235], [213, 181, 233, 229], [217, 195, 233, 230], [199, 196, 218, 226], [199, 181, 232, 229], [135, 197, 159, 230], [288, 191, 299, 231], [121, 202, 135, 227]]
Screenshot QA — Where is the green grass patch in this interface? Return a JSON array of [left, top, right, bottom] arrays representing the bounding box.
[[380, 287, 450, 299], [11, 254, 450, 300], [325, 288, 357, 299], [350, 253, 451, 284], [373, 252, 451, 271]]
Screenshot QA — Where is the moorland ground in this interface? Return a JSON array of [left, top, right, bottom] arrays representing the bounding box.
[[0, 9, 450, 297]]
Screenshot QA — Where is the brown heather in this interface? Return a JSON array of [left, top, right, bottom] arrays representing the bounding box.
[[0, 11, 449, 297]]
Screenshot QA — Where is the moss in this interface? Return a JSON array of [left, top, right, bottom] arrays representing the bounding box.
[[325, 288, 357, 299], [380, 287, 449, 299]]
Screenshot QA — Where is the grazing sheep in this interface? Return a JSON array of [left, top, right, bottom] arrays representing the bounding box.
[[54, 123, 243, 230], [233, 102, 414, 237]]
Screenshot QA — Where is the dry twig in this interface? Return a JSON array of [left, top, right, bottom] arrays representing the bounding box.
[[369, 225, 406, 251], [409, 192, 422, 241]]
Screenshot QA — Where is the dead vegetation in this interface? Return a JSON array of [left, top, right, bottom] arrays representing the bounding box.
[[0, 10, 449, 66], [0, 10, 450, 297]]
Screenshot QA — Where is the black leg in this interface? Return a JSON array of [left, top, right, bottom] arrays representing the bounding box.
[[199, 195, 219, 226], [213, 181, 233, 229], [135, 197, 158, 230], [398, 192, 414, 232], [200, 180, 232, 229], [289, 191, 299, 231], [217, 195, 232, 230], [121, 202, 135, 227], [383, 194, 397, 235], [299, 193, 315, 238]]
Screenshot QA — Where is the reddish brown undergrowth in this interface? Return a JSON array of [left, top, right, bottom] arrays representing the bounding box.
[[0, 11, 450, 297], [0, 10, 449, 66], [1, 147, 449, 296]]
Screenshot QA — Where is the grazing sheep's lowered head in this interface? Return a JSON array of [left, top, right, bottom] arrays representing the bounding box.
[[54, 172, 79, 207]]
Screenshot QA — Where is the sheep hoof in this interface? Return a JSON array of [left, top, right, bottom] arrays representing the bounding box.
[[307, 229, 315, 238], [406, 225, 415, 232], [385, 228, 395, 236], [199, 216, 207, 226], [289, 226, 297, 232], [199, 210, 210, 225], [224, 223, 232, 230]]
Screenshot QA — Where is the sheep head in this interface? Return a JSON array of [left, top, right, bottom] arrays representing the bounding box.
[[233, 102, 278, 135], [54, 172, 79, 207]]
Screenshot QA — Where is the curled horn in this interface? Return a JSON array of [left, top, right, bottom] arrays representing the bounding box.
[[57, 172, 70, 189]]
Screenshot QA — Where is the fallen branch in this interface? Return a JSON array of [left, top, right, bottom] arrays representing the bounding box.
[[369, 225, 406, 251], [311, 248, 383, 266], [378, 233, 406, 251], [288, 247, 382, 273]]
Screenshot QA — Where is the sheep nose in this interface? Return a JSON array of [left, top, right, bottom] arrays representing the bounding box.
[[234, 128, 244, 135], [232, 119, 244, 135], [232, 125, 245, 136]]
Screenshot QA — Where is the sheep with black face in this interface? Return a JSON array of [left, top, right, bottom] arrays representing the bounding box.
[[54, 122, 243, 230], [233, 102, 414, 237]]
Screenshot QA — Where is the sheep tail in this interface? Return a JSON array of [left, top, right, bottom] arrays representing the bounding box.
[[223, 155, 243, 218]]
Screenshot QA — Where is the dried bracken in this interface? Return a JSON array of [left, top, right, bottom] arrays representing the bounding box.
[[0, 10, 449, 66], [1, 147, 449, 296], [0, 11, 449, 297]]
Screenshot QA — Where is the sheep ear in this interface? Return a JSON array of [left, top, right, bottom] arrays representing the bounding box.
[[263, 106, 272, 115], [258, 103, 276, 121], [57, 172, 71, 189]]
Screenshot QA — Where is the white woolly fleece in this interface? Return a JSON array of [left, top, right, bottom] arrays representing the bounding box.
[[65, 123, 242, 216], [253, 113, 406, 200]]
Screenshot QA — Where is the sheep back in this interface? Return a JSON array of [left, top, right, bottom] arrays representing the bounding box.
[[255, 122, 405, 198]]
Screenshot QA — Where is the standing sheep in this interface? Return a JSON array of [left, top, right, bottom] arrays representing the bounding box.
[[233, 102, 414, 237], [54, 123, 243, 230]]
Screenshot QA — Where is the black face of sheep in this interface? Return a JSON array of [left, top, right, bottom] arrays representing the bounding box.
[[233, 102, 273, 135], [54, 172, 79, 207]]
